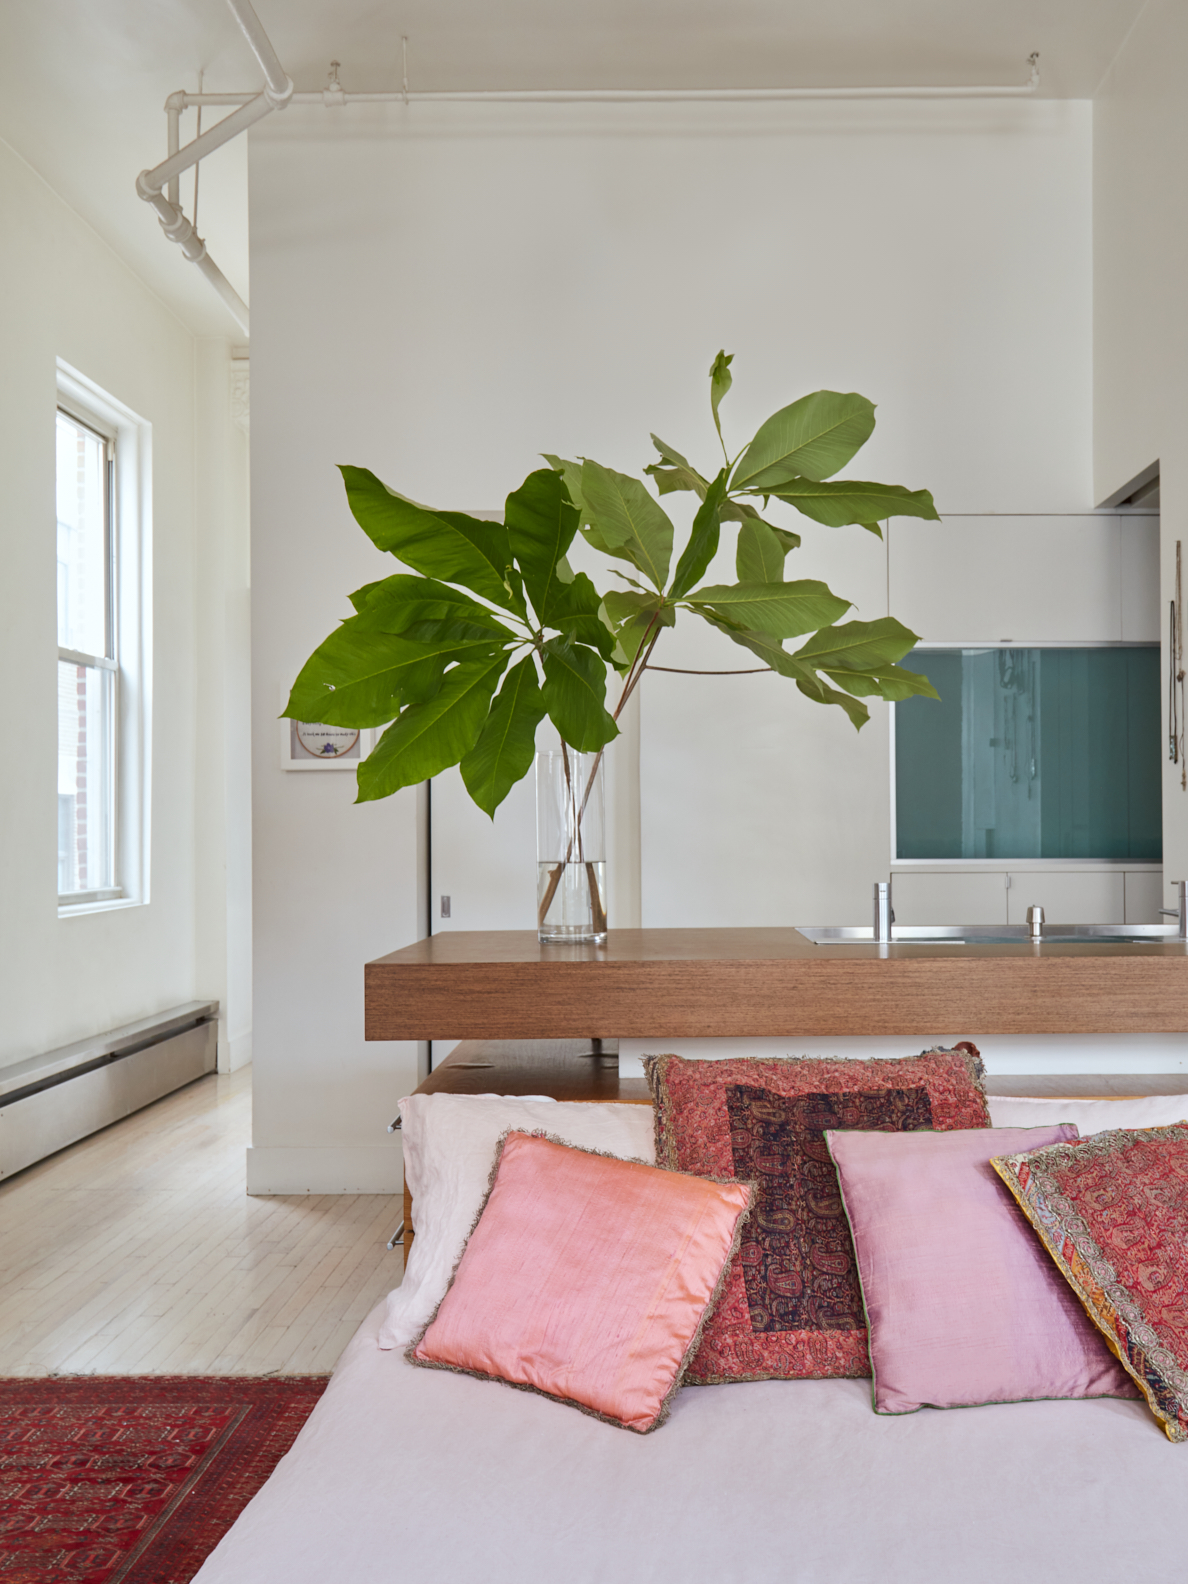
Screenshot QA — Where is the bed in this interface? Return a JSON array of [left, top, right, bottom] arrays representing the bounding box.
[[193, 1079, 1188, 1584], [194, 1297, 1185, 1584]]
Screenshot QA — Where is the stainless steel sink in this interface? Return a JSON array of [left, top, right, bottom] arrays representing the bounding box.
[[796, 924, 1184, 946]]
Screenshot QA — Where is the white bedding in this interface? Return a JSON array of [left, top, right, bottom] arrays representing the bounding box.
[[195, 1302, 1187, 1584]]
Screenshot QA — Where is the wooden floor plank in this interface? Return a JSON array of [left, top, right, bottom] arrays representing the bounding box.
[[0, 1068, 401, 1376]]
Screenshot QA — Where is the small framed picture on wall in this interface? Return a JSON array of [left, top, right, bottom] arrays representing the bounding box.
[[279, 695, 382, 771]]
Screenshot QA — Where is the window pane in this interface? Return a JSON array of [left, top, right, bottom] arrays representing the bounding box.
[[58, 660, 114, 894], [56, 411, 109, 657], [895, 647, 1162, 862]]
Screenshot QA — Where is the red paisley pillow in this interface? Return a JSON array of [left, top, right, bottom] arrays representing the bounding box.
[[993, 1124, 1188, 1442], [645, 1046, 990, 1382]]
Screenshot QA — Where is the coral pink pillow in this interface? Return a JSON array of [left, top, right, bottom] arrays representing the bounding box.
[[408, 1131, 753, 1433], [825, 1125, 1139, 1414]]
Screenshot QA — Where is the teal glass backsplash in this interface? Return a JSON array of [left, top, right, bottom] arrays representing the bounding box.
[[895, 647, 1161, 861]]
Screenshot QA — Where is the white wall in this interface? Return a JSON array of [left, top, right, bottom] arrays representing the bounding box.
[[0, 135, 247, 1077], [248, 96, 1101, 1181], [247, 126, 424, 1192], [193, 341, 254, 1072], [1094, 0, 1188, 910]]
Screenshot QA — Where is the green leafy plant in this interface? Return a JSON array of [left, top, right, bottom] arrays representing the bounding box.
[[284, 353, 940, 818]]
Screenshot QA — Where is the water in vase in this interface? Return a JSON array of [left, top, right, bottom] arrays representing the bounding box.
[[537, 860, 607, 943]]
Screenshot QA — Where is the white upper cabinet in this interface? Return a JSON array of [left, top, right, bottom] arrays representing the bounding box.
[[888, 514, 1158, 644], [1120, 517, 1161, 641]]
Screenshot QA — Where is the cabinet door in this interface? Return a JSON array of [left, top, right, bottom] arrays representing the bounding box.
[[888, 516, 1121, 643], [1124, 870, 1165, 924], [890, 872, 1008, 926], [1121, 518, 1160, 642], [1005, 871, 1125, 925]]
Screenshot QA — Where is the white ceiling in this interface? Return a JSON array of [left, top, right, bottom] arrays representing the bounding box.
[[0, 0, 1147, 338]]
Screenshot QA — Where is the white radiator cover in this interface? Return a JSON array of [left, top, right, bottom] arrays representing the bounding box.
[[0, 1007, 218, 1180]]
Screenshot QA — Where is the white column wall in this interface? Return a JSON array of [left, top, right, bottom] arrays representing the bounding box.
[[193, 340, 254, 1073], [248, 97, 1095, 1175]]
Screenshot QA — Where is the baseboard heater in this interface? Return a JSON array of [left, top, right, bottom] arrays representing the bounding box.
[[0, 1000, 219, 1180]]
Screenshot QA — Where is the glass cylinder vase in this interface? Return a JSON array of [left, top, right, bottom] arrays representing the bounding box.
[[536, 748, 607, 944]]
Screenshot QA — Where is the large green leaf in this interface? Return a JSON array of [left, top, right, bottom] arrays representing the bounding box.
[[791, 619, 937, 710], [348, 573, 506, 626], [339, 466, 520, 612], [794, 672, 872, 729], [736, 519, 788, 582], [643, 434, 711, 499], [815, 662, 939, 703], [685, 578, 850, 639], [348, 575, 518, 643], [601, 589, 665, 625], [696, 614, 808, 679], [709, 350, 733, 447], [459, 657, 548, 817], [669, 469, 729, 599], [698, 614, 874, 728], [543, 566, 601, 622], [614, 612, 665, 667], [580, 460, 674, 591], [541, 454, 588, 520], [790, 616, 922, 673], [540, 638, 619, 751], [504, 469, 579, 624], [555, 612, 617, 661], [543, 453, 641, 566], [731, 391, 876, 491], [720, 498, 801, 546], [284, 617, 504, 727], [766, 477, 939, 529], [536, 564, 616, 659], [602, 590, 672, 667], [356, 655, 508, 803]]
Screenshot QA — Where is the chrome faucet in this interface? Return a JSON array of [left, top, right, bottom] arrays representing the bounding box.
[[1159, 881, 1188, 939], [873, 881, 893, 943], [1027, 905, 1044, 941]]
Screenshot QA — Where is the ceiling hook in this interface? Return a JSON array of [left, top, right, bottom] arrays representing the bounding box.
[[323, 60, 345, 106]]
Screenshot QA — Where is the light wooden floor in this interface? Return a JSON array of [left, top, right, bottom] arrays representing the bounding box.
[[0, 1067, 403, 1377]]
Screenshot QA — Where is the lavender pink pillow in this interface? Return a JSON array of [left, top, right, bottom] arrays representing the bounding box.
[[408, 1131, 754, 1433], [825, 1125, 1139, 1414]]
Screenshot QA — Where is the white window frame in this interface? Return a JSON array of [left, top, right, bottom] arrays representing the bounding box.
[[57, 362, 152, 915]]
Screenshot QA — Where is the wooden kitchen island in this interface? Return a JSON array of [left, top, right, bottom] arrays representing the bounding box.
[[372, 928, 1188, 1259], [365, 927, 1188, 1041]]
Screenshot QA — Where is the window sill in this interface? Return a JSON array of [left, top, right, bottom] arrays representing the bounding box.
[[58, 895, 142, 918]]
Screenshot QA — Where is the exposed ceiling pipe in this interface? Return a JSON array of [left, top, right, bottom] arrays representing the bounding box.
[[141, 11, 1039, 335], [135, 0, 294, 336], [224, 0, 294, 108], [168, 53, 1042, 108], [140, 92, 274, 197]]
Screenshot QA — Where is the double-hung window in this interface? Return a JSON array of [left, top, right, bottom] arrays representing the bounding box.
[[56, 404, 121, 904]]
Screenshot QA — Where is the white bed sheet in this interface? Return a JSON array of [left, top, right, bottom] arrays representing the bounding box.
[[195, 1302, 1187, 1584]]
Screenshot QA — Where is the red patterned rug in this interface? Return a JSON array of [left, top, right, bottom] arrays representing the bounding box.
[[0, 1375, 327, 1584]]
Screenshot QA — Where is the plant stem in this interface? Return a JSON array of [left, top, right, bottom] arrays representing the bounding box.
[[536, 615, 664, 932], [645, 664, 768, 675]]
